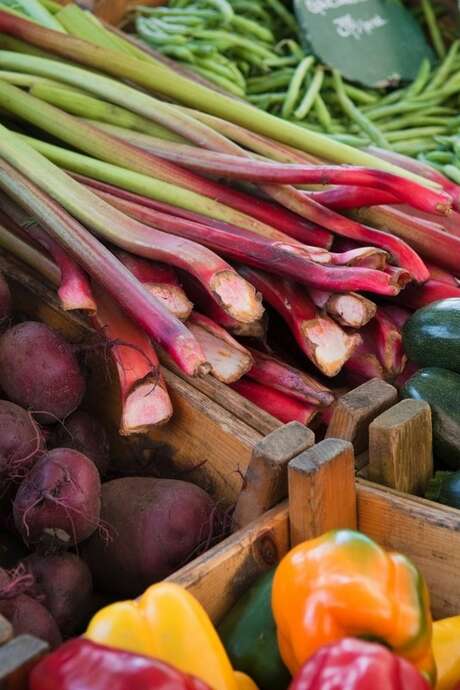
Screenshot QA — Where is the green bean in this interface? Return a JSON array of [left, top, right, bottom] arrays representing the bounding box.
[[313, 93, 333, 132], [247, 68, 294, 94], [264, 0, 300, 35], [136, 20, 189, 46], [159, 45, 197, 62], [229, 1, 272, 24], [425, 150, 454, 163], [193, 30, 276, 59], [237, 61, 250, 76], [147, 19, 192, 34], [263, 55, 301, 68], [385, 126, 446, 142], [249, 92, 287, 106], [137, 7, 217, 18], [276, 39, 304, 60], [421, 0, 446, 58], [281, 55, 315, 118], [368, 88, 406, 108], [188, 42, 217, 57], [426, 40, 459, 92], [446, 115, 460, 131], [195, 57, 242, 83], [141, 14, 205, 26], [323, 78, 378, 105], [231, 15, 274, 42], [443, 164, 460, 183], [332, 70, 388, 148], [201, 0, 234, 23], [380, 115, 452, 131], [392, 139, 438, 155], [188, 65, 245, 96], [365, 98, 441, 121], [452, 139, 460, 158], [294, 66, 324, 119], [406, 58, 431, 97], [417, 154, 445, 172]]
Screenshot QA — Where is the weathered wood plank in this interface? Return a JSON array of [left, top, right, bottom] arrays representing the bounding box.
[[288, 439, 357, 545], [368, 399, 433, 495], [233, 422, 315, 529]]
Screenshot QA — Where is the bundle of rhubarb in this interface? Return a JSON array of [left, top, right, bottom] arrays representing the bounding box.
[[0, 4, 459, 430]]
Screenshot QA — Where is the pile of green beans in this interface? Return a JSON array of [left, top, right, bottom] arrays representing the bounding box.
[[135, 0, 460, 159]]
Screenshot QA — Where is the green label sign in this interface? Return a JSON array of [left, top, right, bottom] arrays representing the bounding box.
[[294, 0, 435, 87]]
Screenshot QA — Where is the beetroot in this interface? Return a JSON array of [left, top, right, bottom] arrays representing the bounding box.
[[83, 477, 216, 597], [0, 322, 86, 424], [53, 411, 110, 476], [24, 553, 93, 636], [13, 448, 101, 547], [0, 593, 61, 647], [0, 400, 45, 484], [0, 566, 61, 647], [0, 272, 11, 323]]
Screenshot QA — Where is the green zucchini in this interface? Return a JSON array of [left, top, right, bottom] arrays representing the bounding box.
[[425, 470, 460, 509], [401, 367, 460, 470], [403, 298, 460, 371]]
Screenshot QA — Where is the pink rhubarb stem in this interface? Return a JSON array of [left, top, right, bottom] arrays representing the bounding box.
[[265, 184, 429, 282], [397, 279, 460, 310], [307, 288, 376, 328], [372, 307, 407, 378], [179, 273, 267, 338], [355, 205, 460, 277], [329, 246, 388, 270], [0, 158, 207, 376], [97, 189, 409, 296], [308, 186, 397, 209], [367, 146, 460, 210], [91, 284, 173, 434], [425, 262, 459, 286], [247, 348, 334, 407], [186, 312, 253, 384], [231, 378, 318, 426], [77, 174, 331, 253], [114, 249, 193, 321], [344, 335, 385, 385], [395, 205, 460, 240], [87, 126, 451, 215], [238, 266, 361, 377], [0, 194, 96, 313], [378, 304, 411, 330]]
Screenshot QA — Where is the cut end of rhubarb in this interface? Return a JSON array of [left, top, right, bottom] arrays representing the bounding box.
[[327, 294, 376, 328], [188, 322, 253, 383], [120, 378, 173, 435], [211, 270, 264, 324], [303, 318, 362, 377], [230, 315, 267, 339], [58, 284, 97, 314], [146, 282, 193, 321]]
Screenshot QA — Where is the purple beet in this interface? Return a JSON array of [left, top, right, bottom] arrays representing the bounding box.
[[0, 322, 86, 424], [53, 411, 110, 476], [13, 448, 101, 547], [0, 400, 45, 484]]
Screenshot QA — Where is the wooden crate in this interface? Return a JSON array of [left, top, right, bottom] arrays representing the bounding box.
[[171, 439, 460, 625]]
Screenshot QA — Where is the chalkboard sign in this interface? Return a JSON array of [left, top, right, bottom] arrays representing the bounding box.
[[294, 0, 435, 87]]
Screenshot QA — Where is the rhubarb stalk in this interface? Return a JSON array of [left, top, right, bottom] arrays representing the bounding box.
[[0, 140, 208, 376], [231, 378, 318, 426], [186, 312, 254, 384], [372, 308, 407, 377], [90, 284, 173, 434], [114, 250, 193, 321], [94, 187, 410, 296], [397, 280, 460, 310], [247, 348, 334, 407], [308, 186, 397, 209], [0, 12, 439, 183], [0, 219, 60, 287], [238, 266, 361, 377], [307, 288, 377, 328], [0, 126, 263, 327], [0, 192, 96, 312]]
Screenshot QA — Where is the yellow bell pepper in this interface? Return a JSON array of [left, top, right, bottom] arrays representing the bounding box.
[[433, 616, 460, 690], [86, 582, 258, 690]]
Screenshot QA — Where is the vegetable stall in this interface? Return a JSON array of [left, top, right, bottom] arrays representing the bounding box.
[[1, 0, 460, 688]]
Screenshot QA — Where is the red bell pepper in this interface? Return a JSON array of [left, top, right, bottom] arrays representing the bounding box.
[[288, 638, 431, 690], [29, 638, 212, 690]]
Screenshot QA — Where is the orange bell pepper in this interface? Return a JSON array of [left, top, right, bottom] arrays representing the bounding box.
[[272, 529, 435, 684]]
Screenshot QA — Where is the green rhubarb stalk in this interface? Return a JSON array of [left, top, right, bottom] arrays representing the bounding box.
[[0, 0, 64, 31], [0, 13, 439, 187], [0, 68, 59, 86], [0, 219, 60, 285], [0, 51, 241, 153], [55, 4, 126, 52], [30, 82, 187, 142], [38, 0, 61, 13], [17, 133, 281, 240]]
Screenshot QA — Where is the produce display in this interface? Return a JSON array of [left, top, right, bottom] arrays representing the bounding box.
[[2, 0, 460, 688], [20, 529, 460, 690]]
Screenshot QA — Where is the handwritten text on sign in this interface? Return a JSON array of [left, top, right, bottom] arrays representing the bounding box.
[[294, 0, 435, 86]]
